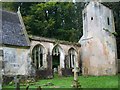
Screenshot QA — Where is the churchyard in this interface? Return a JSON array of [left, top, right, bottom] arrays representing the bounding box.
[[1, 1, 120, 90], [3, 74, 119, 89]]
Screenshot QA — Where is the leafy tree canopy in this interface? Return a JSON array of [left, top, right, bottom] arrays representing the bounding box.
[[2, 2, 84, 42], [2, 2, 120, 58]]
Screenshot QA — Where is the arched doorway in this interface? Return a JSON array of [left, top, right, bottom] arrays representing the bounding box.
[[52, 45, 65, 76], [52, 46, 60, 73], [32, 44, 45, 69]]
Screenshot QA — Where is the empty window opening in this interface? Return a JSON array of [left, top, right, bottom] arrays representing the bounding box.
[[52, 46, 60, 73], [84, 13, 86, 20], [32, 45, 44, 69], [68, 48, 76, 68], [52, 54, 60, 69], [91, 17, 93, 20], [107, 17, 110, 25], [69, 53, 72, 68]]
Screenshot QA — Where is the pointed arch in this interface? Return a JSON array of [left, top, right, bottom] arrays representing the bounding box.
[[52, 44, 63, 55], [68, 47, 77, 68], [31, 44, 46, 69], [52, 44, 65, 69]]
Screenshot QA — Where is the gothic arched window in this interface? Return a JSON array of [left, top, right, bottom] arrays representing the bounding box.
[[68, 48, 77, 68], [32, 44, 44, 69]]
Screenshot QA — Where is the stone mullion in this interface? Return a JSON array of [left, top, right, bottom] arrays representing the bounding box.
[[34, 49, 37, 67], [71, 53, 73, 68], [69, 54, 71, 68], [69, 54, 70, 68], [73, 55, 75, 67], [73, 55, 75, 68], [42, 53, 44, 67], [38, 47, 40, 68]]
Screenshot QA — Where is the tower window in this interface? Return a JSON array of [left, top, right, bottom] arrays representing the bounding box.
[[107, 17, 110, 25], [84, 13, 86, 20], [91, 17, 93, 20]]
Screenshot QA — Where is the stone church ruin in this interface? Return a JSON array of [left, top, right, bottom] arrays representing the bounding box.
[[0, 9, 81, 79], [30, 36, 81, 78], [0, 1, 118, 87]]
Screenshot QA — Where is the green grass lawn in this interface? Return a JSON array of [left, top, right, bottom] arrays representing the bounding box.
[[3, 74, 119, 89]]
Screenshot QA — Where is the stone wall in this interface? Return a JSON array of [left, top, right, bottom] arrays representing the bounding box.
[[3, 46, 31, 76], [36, 69, 53, 79], [30, 39, 81, 69], [79, 1, 117, 76], [30, 37, 81, 77]]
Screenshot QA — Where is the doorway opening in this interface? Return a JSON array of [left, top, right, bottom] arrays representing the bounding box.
[[52, 46, 60, 74], [52, 54, 60, 71]]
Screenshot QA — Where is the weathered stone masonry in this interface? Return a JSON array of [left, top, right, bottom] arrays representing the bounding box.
[[30, 36, 81, 78], [79, 1, 117, 76], [0, 2, 119, 87], [0, 9, 81, 80], [1, 9, 31, 78]]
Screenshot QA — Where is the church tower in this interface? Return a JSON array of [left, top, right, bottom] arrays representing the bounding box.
[[79, 1, 117, 76]]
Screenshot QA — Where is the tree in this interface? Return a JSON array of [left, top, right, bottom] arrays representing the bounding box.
[[22, 2, 83, 42]]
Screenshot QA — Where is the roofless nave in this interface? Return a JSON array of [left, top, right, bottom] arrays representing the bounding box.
[[0, 2, 118, 88]]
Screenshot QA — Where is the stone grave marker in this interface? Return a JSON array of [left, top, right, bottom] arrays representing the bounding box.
[[72, 66, 81, 88]]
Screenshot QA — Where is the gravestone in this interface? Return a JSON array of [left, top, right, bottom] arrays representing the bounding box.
[[14, 75, 20, 90], [72, 67, 80, 88]]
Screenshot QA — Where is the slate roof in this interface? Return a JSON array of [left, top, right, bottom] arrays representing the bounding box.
[[0, 10, 30, 47]]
